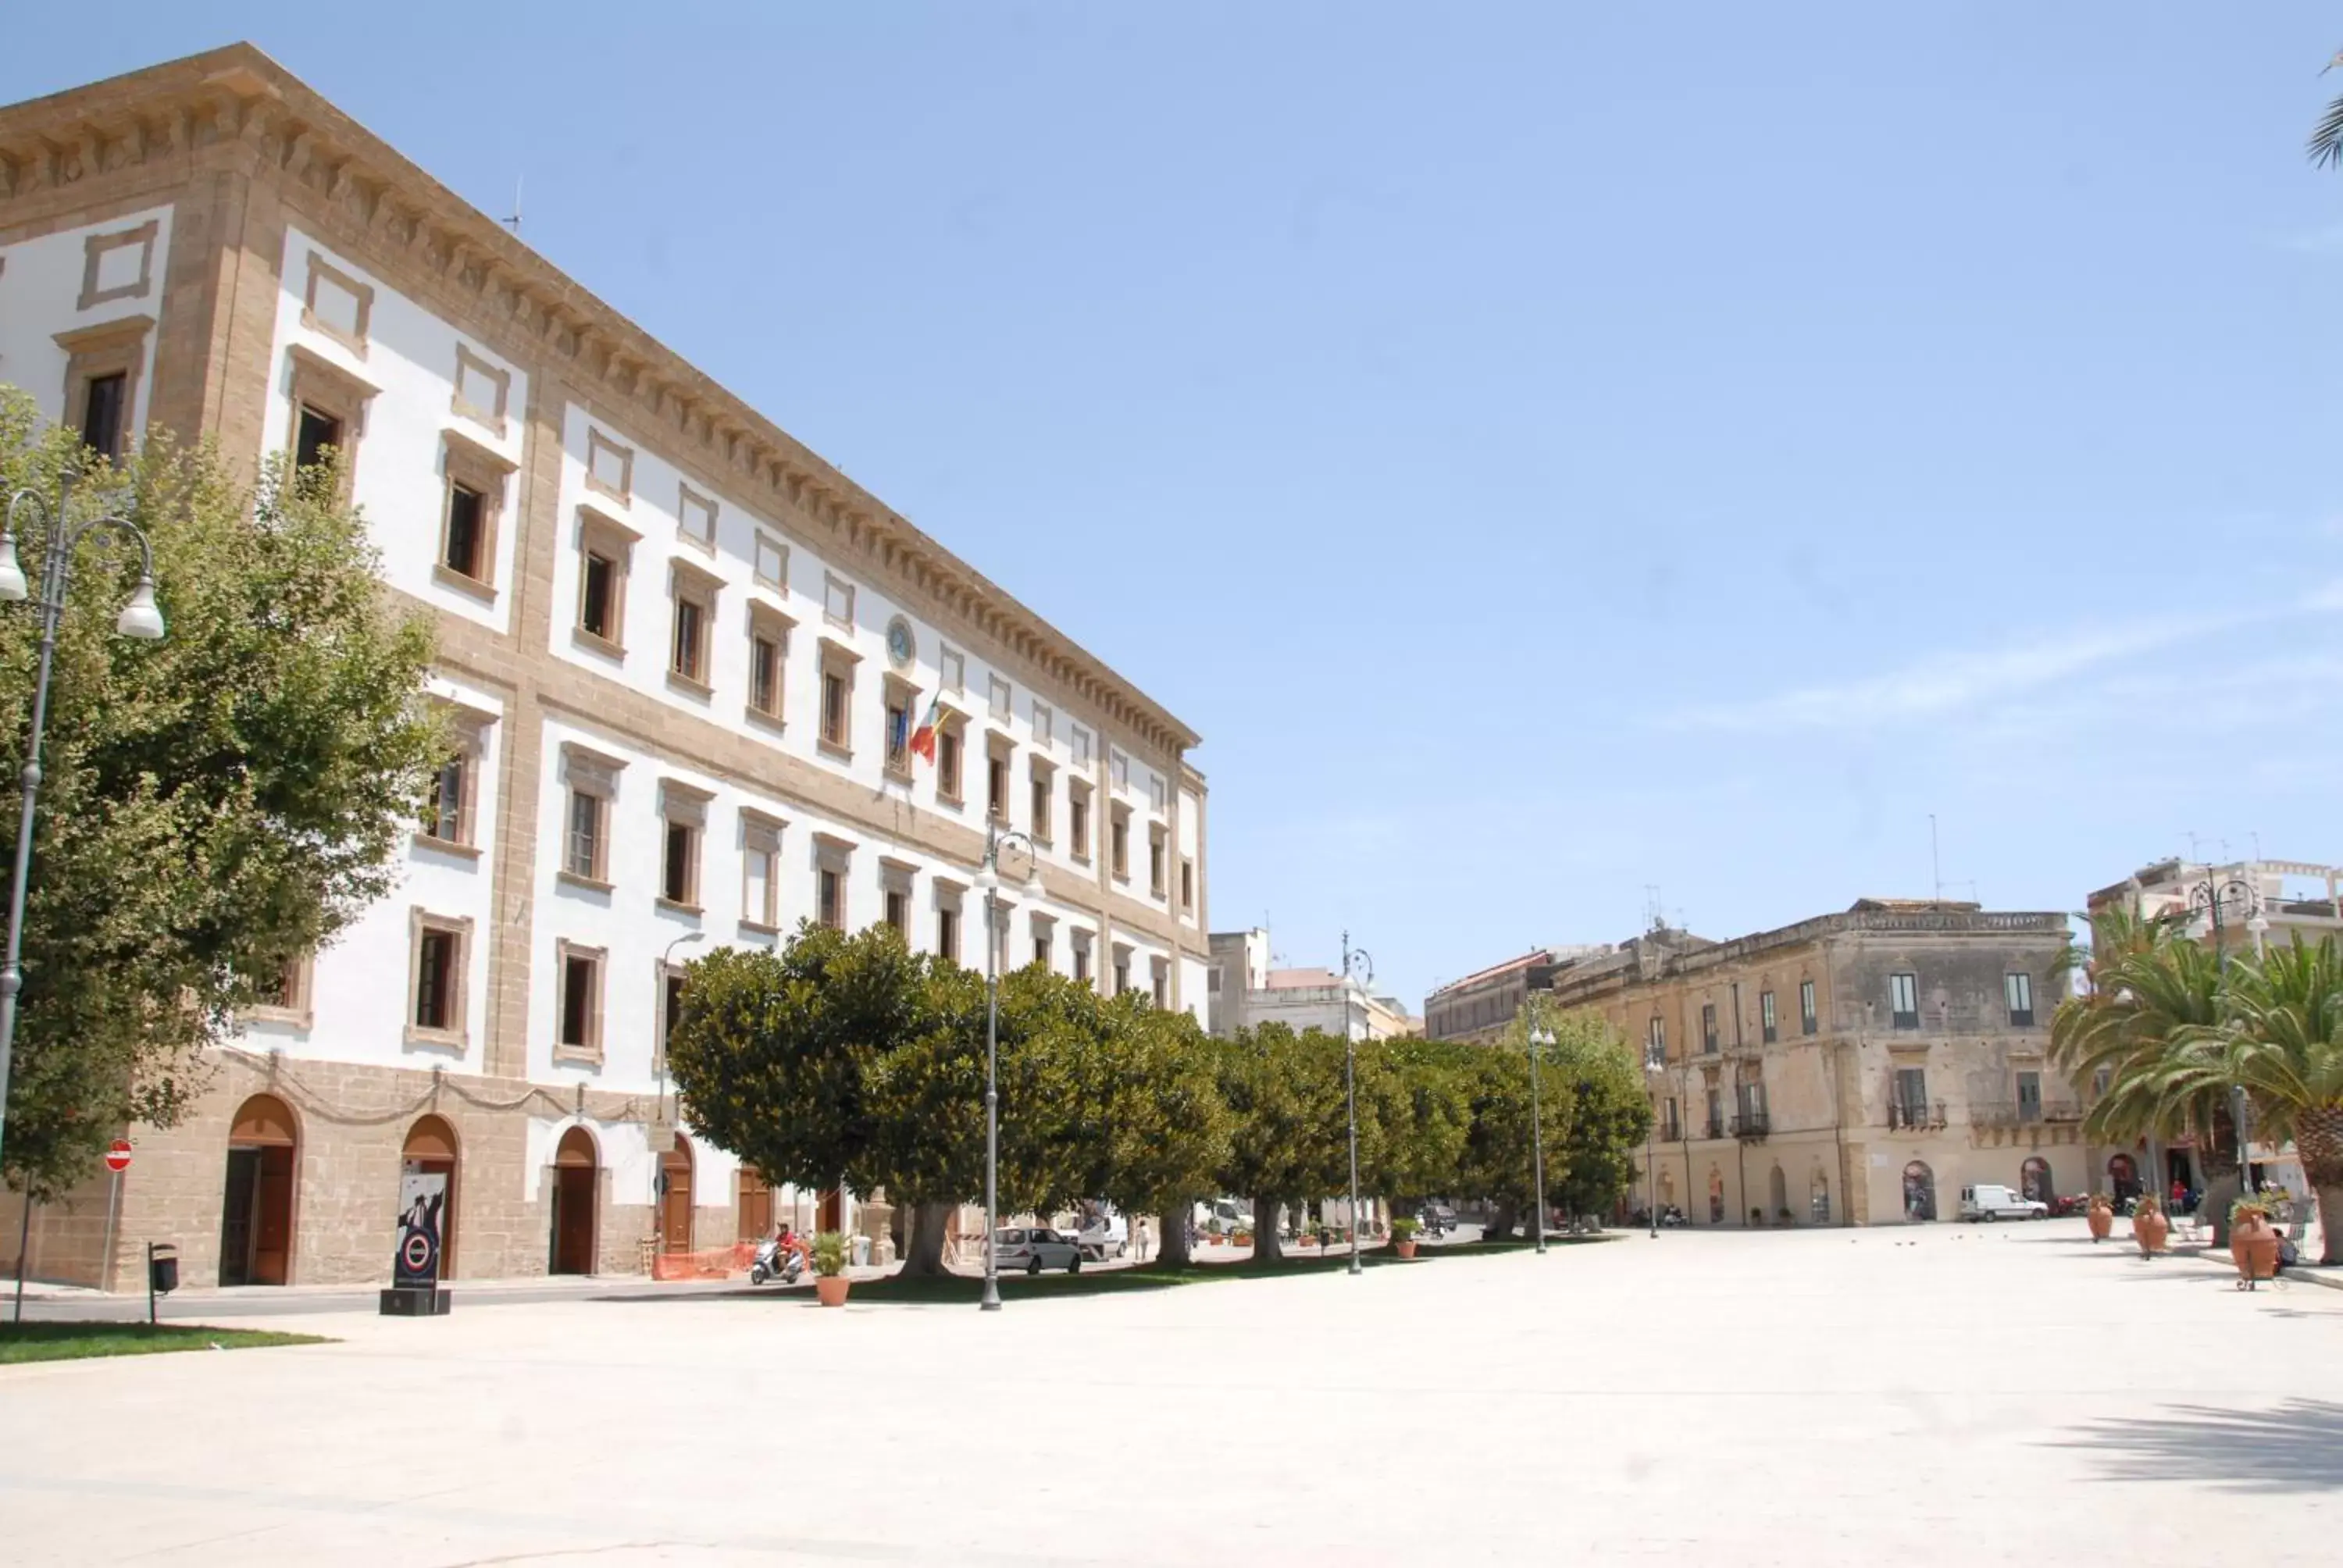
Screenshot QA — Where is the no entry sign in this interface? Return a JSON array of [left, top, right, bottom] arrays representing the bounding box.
[[104, 1139, 132, 1173]]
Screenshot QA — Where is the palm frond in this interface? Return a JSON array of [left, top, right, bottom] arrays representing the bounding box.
[[2310, 93, 2343, 169]]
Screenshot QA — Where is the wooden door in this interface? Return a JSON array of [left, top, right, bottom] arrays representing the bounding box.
[[252, 1145, 294, 1285], [553, 1167, 596, 1274], [219, 1148, 259, 1286]]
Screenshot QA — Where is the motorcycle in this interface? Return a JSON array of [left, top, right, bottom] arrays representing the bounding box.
[[748, 1238, 806, 1286]]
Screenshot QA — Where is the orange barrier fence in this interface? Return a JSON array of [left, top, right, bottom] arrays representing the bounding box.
[[651, 1242, 757, 1281]]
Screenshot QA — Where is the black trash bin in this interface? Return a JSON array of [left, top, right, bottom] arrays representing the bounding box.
[[145, 1242, 177, 1324]]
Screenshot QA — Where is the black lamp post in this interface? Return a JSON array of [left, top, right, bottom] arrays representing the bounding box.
[[1338, 932, 1372, 1276]]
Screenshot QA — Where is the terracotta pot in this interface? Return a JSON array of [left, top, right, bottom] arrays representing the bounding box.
[[1393, 1238, 1418, 1260], [2086, 1205, 2112, 1242], [2231, 1217, 2281, 1286], [814, 1274, 851, 1307], [2133, 1210, 2168, 1257]]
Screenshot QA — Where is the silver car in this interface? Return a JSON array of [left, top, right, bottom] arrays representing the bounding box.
[[993, 1226, 1083, 1274]]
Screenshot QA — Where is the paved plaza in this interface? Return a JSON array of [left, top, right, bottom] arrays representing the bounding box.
[[2, 1221, 2339, 1565]]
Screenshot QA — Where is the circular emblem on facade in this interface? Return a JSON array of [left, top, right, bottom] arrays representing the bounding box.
[[886, 615, 915, 671]]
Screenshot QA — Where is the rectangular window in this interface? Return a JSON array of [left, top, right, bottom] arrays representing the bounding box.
[[442, 482, 486, 580], [885, 686, 913, 777], [987, 747, 1010, 823], [1151, 957, 1168, 1010], [1072, 726, 1093, 768], [580, 551, 619, 642], [1031, 701, 1053, 749], [1072, 939, 1092, 985], [1069, 786, 1091, 861], [1705, 1089, 1724, 1140], [1111, 749, 1129, 791], [2004, 971, 2035, 1027], [1662, 1096, 1681, 1141], [669, 593, 707, 684], [662, 818, 698, 907], [750, 633, 782, 720], [1029, 768, 1053, 843], [818, 868, 843, 931], [754, 533, 787, 589], [677, 484, 717, 550], [940, 645, 965, 693], [415, 928, 458, 1031], [1889, 972, 1920, 1030], [885, 889, 909, 934], [988, 675, 1011, 720], [1111, 808, 1130, 880], [1646, 1015, 1666, 1060], [1729, 982, 1744, 1047], [586, 428, 632, 503], [560, 952, 599, 1053], [296, 405, 342, 472], [1760, 989, 1778, 1045], [1701, 1003, 1718, 1053], [426, 754, 467, 845], [1033, 933, 1050, 969], [938, 725, 964, 803], [1148, 825, 1167, 899], [821, 670, 850, 749], [1893, 1066, 1928, 1126], [1113, 950, 1131, 996], [1180, 857, 1194, 913], [1799, 979, 1817, 1035], [743, 840, 777, 929], [80, 372, 127, 459], [938, 905, 960, 965], [823, 573, 854, 629], [2017, 1070, 2042, 1123], [565, 790, 605, 882]]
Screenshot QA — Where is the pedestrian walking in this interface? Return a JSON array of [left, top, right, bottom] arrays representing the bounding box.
[[1136, 1219, 1150, 1262]]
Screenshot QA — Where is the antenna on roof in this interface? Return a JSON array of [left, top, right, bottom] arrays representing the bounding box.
[[1643, 884, 1664, 932], [2252, 832, 2263, 865], [503, 175, 524, 237]]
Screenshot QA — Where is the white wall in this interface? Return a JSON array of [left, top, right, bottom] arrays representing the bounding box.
[[263, 228, 530, 637], [0, 205, 174, 440]]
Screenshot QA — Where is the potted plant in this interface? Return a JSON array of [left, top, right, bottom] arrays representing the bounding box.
[[1749, 1207, 1765, 1227], [811, 1231, 851, 1306], [1775, 1206, 1795, 1227], [1390, 1216, 1421, 1260], [2230, 1199, 2282, 1289], [1232, 1228, 1252, 1248], [2086, 1193, 2114, 1242], [2131, 1195, 2168, 1259]]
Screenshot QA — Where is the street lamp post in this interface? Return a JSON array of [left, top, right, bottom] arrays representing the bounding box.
[[1642, 1039, 1664, 1238], [2186, 868, 2267, 1198], [975, 821, 1045, 1313], [1528, 1021, 1553, 1256], [0, 479, 165, 1179], [1337, 932, 1371, 1277]]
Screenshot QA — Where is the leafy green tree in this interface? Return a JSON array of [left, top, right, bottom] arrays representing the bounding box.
[[1072, 996, 1229, 1267], [1460, 1001, 1577, 1238], [0, 394, 440, 1197], [1541, 1010, 1651, 1222], [1361, 1035, 1471, 1214], [1212, 1025, 1365, 1261]]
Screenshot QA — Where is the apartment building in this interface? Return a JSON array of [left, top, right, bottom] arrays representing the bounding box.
[[1422, 946, 1607, 1044], [1536, 900, 2082, 1226], [1205, 929, 1417, 1040], [0, 45, 1208, 1288]]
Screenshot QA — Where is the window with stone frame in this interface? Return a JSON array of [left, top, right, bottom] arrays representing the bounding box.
[[937, 714, 967, 805], [299, 251, 372, 355], [450, 343, 509, 436], [585, 427, 633, 505], [746, 603, 792, 730], [405, 910, 473, 1050], [1109, 803, 1132, 882], [246, 950, 316, 1030], [1029, 758, 1054, 846], [1071, 932, 1093, 986], [555, 939, 606, 1065], [1068, 781, 1092, 864], [936, 896, 961, 968], [419, 707, 492, 853], [284, 345, 376, 502], [56, 316, 152, 464], [818, 639, 859, 757], [1799, 978, 1818, 1035], [1147, 822, 1168, 900], [879, 858, 916, 940], [1029, 914, 1054, 972], [559, 743, 625, 887], [814, 836, 852, 930], [676, 481, 719, 554], [1150, 956, 1169, 1010], [753, 531, 788, 590], [78, 220, 159, 312], [574, 504, 639, 656], [740, 813, 783, 932], [883, 676, 917, 779], [436, 430, 514, 600], [658, 781, 711, 911], [1180, 857, 1194, 914], [1760, 989, 1778, 1044], [986, 733, 1013, 824], [667, 559, 720, 693], [1112, 944, 1133, 996]]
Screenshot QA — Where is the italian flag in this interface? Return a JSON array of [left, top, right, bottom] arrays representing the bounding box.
[[908, 695, 941, 763]]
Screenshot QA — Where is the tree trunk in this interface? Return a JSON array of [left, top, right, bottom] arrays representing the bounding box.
[[1485, 1199, 1517, 1242], [2201, 1171, 2241, 1249], [897, 1200, 956, 1278], [2314, 1184, 2343, 1267], [2293, 1107, 2343, 1266], [1250, 1196, 1283, 1263], [1156, 1206, 1193, 1268]]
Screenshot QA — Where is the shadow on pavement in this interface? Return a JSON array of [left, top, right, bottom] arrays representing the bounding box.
[[2058, 1399, 2343, 1492]]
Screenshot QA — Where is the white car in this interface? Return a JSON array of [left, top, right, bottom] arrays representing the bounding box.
[[993, 1226, 1083, 1274], [1958, 1183, 2048, 1221], [1072, 1213, 1127, 1261]]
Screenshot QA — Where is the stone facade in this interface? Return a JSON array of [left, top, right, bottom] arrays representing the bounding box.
[[0, 45, 1207, 1289]]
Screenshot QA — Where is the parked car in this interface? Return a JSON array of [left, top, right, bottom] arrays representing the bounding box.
[[993, 1226, 1083, 1274], [1418, 1202, 1458, 1234], [1958, 1183, 2048, 1221], [1195, 1199, 1254, 1235]]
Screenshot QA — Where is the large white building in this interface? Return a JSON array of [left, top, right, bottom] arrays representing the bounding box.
[[0, 45, 1208, 1288]]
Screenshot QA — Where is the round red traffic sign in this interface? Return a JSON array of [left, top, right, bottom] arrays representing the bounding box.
[[104, 1139, 131, 1173]]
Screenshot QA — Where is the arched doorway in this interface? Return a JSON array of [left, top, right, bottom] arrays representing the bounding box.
[[736, 1168, 773, 1242], [659, 1135, 694, 1253], [401, 1115, 460, 1279], [1810, 1168, 1831, 1224], [1902, 1160, 1936, 1222], [2020, 1156, 2053, 1206], [1657, 1168, 1676, 1209], [2107, 1153, 2139, 1204], [1706, 1167, 1724, 1225], [549, 1126, 597, 1275], [220, 1094, 298, 1286], [1767, 1164, 1788, 1222]]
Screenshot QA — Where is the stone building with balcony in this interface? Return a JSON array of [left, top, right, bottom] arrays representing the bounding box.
[[1539, 900, 2083, 1226]]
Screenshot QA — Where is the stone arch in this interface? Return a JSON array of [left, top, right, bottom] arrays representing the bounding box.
[[1767, 1164, 1788, 1222], [550, 1124, 599, 1275], [401, 1114, 460, 1278], [1810, 1167, 1831, 1224], [1902, 1160, 1936, 1222], [221, 1094, 299, 1286], [2020, 1155, 2053, 1206]]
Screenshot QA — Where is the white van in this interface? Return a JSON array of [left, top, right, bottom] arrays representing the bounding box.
[[1959, 1183, 2047, 1221]]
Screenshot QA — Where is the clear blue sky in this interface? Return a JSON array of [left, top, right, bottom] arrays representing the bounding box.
[[11, 6, 2343, 1009]]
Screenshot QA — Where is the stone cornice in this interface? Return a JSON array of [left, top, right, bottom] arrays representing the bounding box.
[[0, 43, 1201, 759]]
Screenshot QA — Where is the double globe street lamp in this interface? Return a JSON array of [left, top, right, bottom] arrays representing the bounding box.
[[1338, 932, 1372, 1277], [0, 480, 165, 1177], [2184, 868, 2270, 1197], [975, 821, 1045, 1312], [1528, 1019, 1553, 1256]]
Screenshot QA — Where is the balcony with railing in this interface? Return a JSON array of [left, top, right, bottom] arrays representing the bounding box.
[[1660, 1115, 1684, 1142], [1888, 1099, 1948, 1131], [1731, 1111, 1771, 1141], [1969, 1099, 2081, 1129], [1704, 1116, 1726, 1141]]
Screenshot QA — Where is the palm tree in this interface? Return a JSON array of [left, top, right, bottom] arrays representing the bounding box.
[[2313, 49, 2343, 169], [2049, 909, 2241, 1236], [2204, 936, 2343, 1265]]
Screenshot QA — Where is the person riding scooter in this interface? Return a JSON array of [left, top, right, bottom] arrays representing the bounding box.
[[749, 1223, 808, 1285]]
